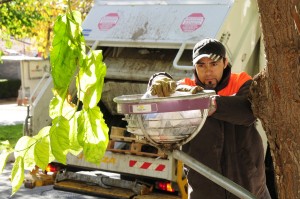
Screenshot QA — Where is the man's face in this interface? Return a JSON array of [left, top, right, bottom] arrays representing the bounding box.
[[194, 57, 228, 89]]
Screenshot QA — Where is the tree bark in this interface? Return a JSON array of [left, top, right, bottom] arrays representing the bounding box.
[[251, 0, 300, 198]]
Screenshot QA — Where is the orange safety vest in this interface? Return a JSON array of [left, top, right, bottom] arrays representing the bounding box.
[[179, 72, 252, 96]]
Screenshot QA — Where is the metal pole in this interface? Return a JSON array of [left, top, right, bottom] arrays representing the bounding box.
[[173, 42, 194, 70], [172, 150, 256, 199]]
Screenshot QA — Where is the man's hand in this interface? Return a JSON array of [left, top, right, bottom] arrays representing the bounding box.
[[208, 96, 217, 116], [149, 76, 177, 97], [176, 85, 204, 94]]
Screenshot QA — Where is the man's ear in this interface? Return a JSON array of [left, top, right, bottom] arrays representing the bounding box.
[[224, 58, 229, 69]]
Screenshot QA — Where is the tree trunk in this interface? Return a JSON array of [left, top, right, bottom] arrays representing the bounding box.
[[251, 0, 300, 198]]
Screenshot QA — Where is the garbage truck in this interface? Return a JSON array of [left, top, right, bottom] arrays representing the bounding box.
[[23, 0, 275, 198]]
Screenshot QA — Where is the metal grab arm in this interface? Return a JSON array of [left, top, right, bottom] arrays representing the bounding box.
[[172, 150, 256, 199], [173, 42, 194, 70]]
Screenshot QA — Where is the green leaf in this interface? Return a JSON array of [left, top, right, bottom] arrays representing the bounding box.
[[0, 141, 14, 174], [68, 114, 82, 155], [50, 116, 71, 164], [11, 156, 24, 196], [49, 94, 77, 120], [68, 11, 82, 32], [77, 107, 109, 164], [50, 12, 84, 97], [77, 50, 106, 109], [34, 127, 55, 170], [14, 136, 36, 170], [49, 95, 62, 119], [61, 97, 77, 120], [0, 150, 11, 174], [0, 140, 11, 150]]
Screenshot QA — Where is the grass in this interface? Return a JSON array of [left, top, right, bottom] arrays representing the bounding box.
[[0, 124, 23, 148]]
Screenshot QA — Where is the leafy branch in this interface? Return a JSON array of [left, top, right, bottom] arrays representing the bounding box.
[[0, 7, 108, 195]]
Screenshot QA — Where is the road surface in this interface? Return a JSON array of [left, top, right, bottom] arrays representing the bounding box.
[[0, 162, 102, 199]]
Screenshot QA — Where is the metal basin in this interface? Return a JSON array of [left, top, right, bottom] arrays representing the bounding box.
[[113, 90, 215, 151]]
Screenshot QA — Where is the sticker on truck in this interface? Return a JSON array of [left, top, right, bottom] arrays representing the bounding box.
[[180, 13, 205, 32], [98, 13, 119, 31]]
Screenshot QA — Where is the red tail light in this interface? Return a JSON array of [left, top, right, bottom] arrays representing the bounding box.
[[155, 181, 175, 192], [45, 163, 59, 172]]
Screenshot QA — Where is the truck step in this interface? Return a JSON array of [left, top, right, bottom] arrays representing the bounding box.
[[54, 180, 180, 199], [54, 180, 135, 199]]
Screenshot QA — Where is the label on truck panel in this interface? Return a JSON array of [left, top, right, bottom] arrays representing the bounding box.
[[180, 13, 205, 32], [98, 13, 119, 31], [131, 104, 156, 113], [129, 160, 166, 171], [101, 156, 116, 164]]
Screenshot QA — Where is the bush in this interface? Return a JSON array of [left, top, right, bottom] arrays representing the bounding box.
[[0, 124, 23, 147], [0, 79, 21, 99]]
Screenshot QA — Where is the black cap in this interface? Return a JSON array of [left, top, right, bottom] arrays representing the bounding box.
[[193, 38, 226, 65]]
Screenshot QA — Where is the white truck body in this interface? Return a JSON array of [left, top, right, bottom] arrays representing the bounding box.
[[29, 0, 264, 130]]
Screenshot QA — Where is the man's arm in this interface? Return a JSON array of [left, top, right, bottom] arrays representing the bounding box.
[[211, 80, 256, 126]]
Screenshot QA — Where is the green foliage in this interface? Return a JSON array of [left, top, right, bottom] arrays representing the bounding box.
[[49, 116, 71, 164], [34, 127, 55, 170], [11, 156, 24, 195], [14, 136, 36, 170], [0, 124, 23, 147], [77, 107, 108, 163], [0, 0, 43, 38], [0, 0, 94, 57], [0, 7, 108, 195], [0, 141, 14, 174], [0, 149, 11, 173], [50, 10, 84, 98], [77, 50, 106, 109]]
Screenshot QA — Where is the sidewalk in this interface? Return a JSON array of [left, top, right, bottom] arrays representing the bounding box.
[[0, 98, 28, 125], [0, 98, 27, 162]]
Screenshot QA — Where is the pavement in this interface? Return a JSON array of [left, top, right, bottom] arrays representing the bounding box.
[[0, 98, 27, 126], [0, 163, 100, 199]]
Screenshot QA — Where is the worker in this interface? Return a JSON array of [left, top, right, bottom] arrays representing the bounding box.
[[147, 38, 271, 199]]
